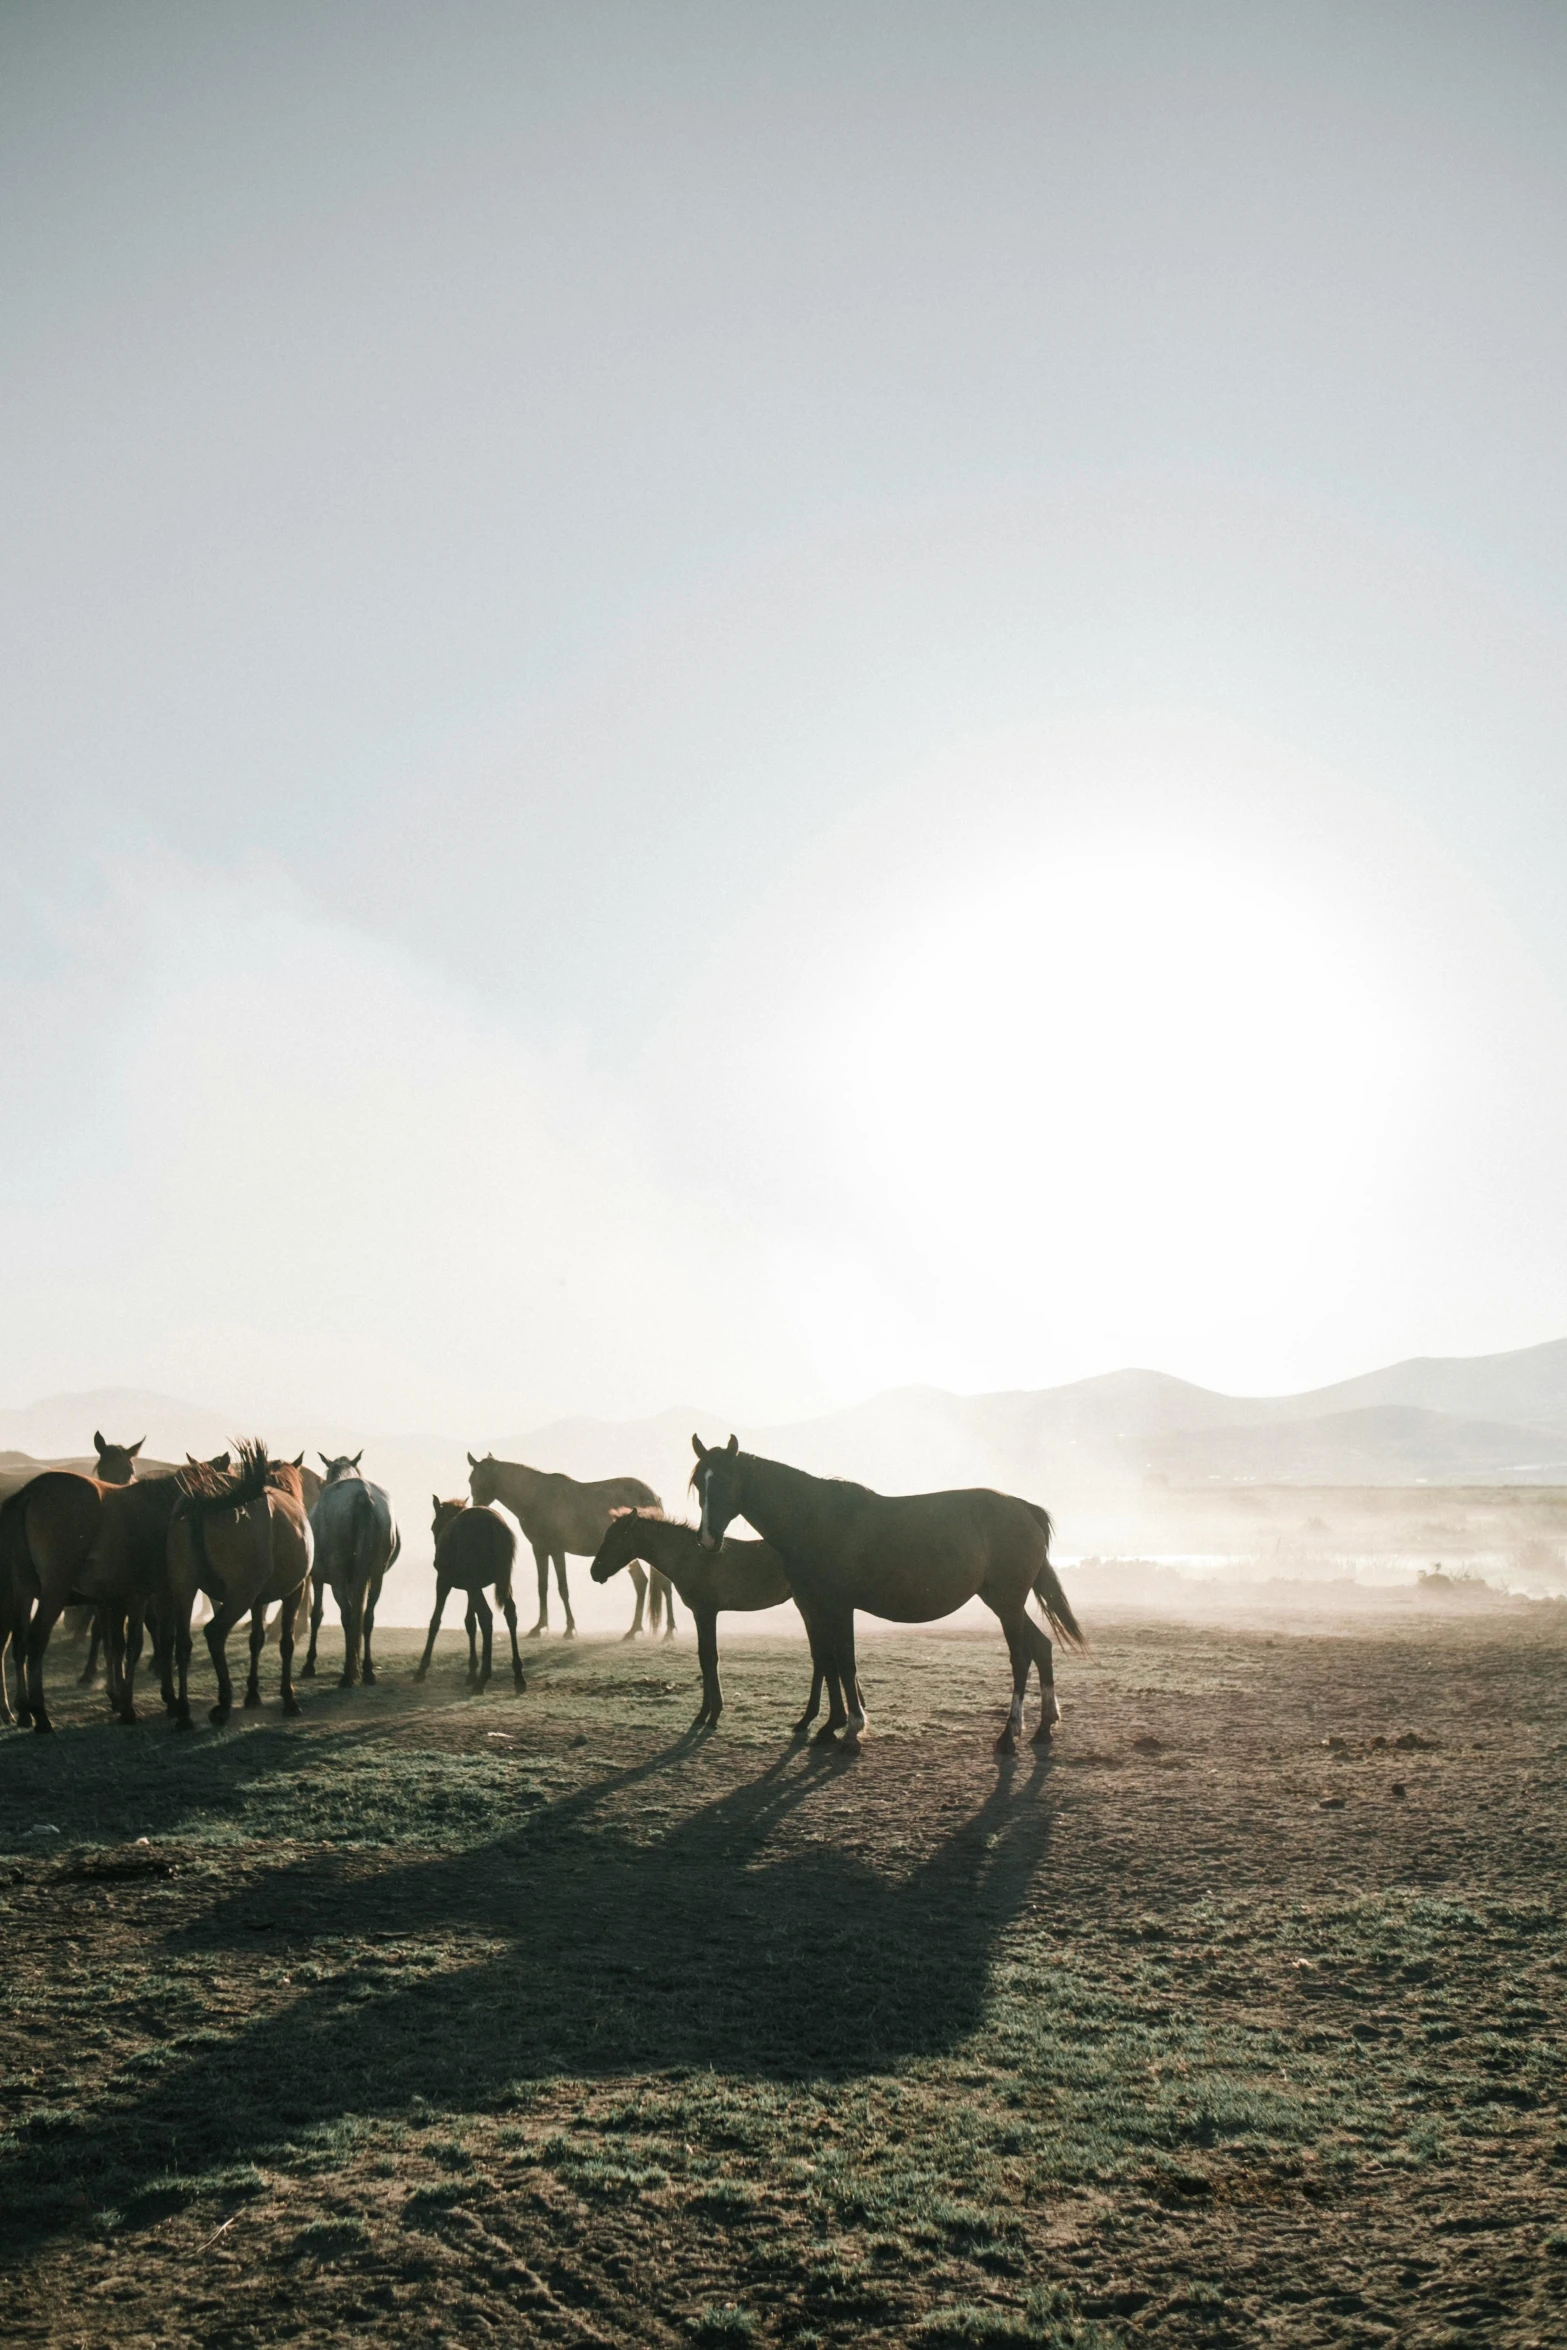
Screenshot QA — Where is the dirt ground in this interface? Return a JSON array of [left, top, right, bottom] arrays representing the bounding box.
[[2, 1606, 1564, 2347]]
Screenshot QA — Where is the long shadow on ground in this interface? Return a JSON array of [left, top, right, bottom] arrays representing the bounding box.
[[4, 1739, 1056, 2255]]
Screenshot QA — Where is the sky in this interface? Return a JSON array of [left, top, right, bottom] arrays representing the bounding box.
[[5, 2, 1567, 1435]]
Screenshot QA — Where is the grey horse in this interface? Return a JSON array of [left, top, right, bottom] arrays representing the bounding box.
[[467, 1451, 663, 1636], [301, 1452, 400, 1687]]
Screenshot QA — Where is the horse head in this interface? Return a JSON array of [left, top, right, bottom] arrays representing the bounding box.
[[690, 1433, 741, 1550], [318, 1451, 364, 1483], [93, 1432, 145, 1485], [432, 1495, 468, 1543], [466, 1452, 501, 1506]]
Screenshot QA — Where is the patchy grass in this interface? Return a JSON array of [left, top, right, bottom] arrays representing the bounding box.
[[1, 1613, 1565, 2343]]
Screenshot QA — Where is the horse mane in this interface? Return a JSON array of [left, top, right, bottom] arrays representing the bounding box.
[[608, 1504, 667, 1522], [178, 1438, 271, 1516]]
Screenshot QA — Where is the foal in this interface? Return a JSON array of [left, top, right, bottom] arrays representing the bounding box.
[[416, 1498, 525, 1692], [589, 1507, 852, 1734]]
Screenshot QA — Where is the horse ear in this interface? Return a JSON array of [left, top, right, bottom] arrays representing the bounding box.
[[351, 1449, 363, 1468], [467, 1451, 477, 1468], [432, 1493, 441, 1512], [94, 1430, 106, 1454], [319, 1452, 331, 1470], [129, 1439, 144, 1458], [726, 1434, 739, 1455], [691, 1434, 707, 1459], [291, 1451, 303, 1467]]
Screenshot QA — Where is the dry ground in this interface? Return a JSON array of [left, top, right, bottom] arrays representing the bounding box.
[[2, 1607, 1564, 2347]]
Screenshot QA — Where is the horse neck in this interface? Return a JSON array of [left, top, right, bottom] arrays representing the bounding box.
[[737, 1454, 830, 1550], [493, 1461, 541, 1508]]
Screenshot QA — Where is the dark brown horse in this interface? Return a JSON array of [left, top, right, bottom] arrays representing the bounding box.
[[0, 1433, 149, 1716], [466, 1452, 665, 1636], [589, 1507, 853, 1734], [0, 1454, 227, 1729], [690, 1436, 1083, 1754], [416, 1498, 525, 1691]]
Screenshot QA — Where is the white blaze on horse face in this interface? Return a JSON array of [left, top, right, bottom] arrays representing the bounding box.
[[698, 1477, 716, 1549]]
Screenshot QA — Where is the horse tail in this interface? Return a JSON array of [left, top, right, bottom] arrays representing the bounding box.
[[1024, 1502, 1085, 1648], [352, 1482, 378, 1579]]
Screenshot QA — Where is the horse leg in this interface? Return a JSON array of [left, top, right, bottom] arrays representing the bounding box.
[[415, 1582, 450, 1680], [173, 1595, 195, 1731], [693, 1605, 720, 1729], [624, 1560, 647, 1640], [656, 1571, 677, 1638], [472, 1593, 494, 1691], [338, 1584, 365, 1688], [502, 1591, 525, 1689], [278, 1585, 303, 1716], [1019, 1611, 1060, 1743], [117, 1609, 146, 1725], [244, 1606, 266, 1706], [361, 1573, 381, 1684], [79, 1610, 105, 1685], [555, 1552, 575, 1636], [23, 1590, 67, 1734], [995, 1614, 1030, 1755], [204, 1604, 245, 1726], [300, 1578, 323, 1677], [528, 1542, 549, 1636], [838, 1616, 867, 1752], [812, 1610, 854, 1745]]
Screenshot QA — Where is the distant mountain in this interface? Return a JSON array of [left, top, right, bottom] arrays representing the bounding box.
[[11, 1335, 1567, 1577]]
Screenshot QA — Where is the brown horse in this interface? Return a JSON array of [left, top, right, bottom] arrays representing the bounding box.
[[466, 1452, 667, 1637], [416, 1498, 525, 1691], [165, 1445, 312, 1727], [0, 1453, 227, 1730], [690, 1436, 1083, 1754], [589, 1507, 854, 1734], [0, 1432, 147, 1717]]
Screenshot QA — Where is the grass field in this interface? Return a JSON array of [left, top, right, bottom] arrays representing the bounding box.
[[2, 1609, 1565, 2346]]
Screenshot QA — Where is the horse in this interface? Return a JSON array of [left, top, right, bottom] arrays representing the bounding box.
[[589, 1506, 857, 1734], [70, 1432, 148, 1683], [164, 1445, 313, 1727], [415, 1498, 525, 1691], [0, 1453, 228, 1730], [0, 1432, 148, 1714], [300, 1452, 398, 1686], [689, 1435, 1084, 1754], [466, 1452, 669, 1637]]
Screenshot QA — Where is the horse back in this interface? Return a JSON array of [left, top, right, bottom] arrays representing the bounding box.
[[438, 1504, 516, 1593]]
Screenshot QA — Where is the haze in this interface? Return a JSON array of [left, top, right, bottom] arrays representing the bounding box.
[[6, 3, 1567, 1437]]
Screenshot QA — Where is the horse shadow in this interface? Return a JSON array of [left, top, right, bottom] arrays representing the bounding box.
[[4, 1739, 1058, 2254]]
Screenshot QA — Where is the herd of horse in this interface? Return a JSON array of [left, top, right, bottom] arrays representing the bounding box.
[[0, 1428, 1083, 1753]]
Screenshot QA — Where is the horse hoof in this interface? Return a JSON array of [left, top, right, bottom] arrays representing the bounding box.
[[298, 1660, 316, 1680], [337, 1675, 356, 1690], [175, 1715, 194, 1734], [363, 1668, 376, 1686], [243, 1690, 261, 1710], [812, 1723, 840, 1746], [282, 1697, 301, 1717], [527, 1626, 544, 1639], [208, 1706, 230, 1727], [31, 1718, 54, 1735], [841, 1733, 861, 1755], [414, 1667, 429, 1683], [995, 1729, 1018, 1755], [562, 1627, 576, 1639], [1031, 1723, 1054, 1746], [513, 1674, 526, 1692]]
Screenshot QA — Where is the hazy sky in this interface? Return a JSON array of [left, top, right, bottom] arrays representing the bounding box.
[[5, 3, 1567, 1432]]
